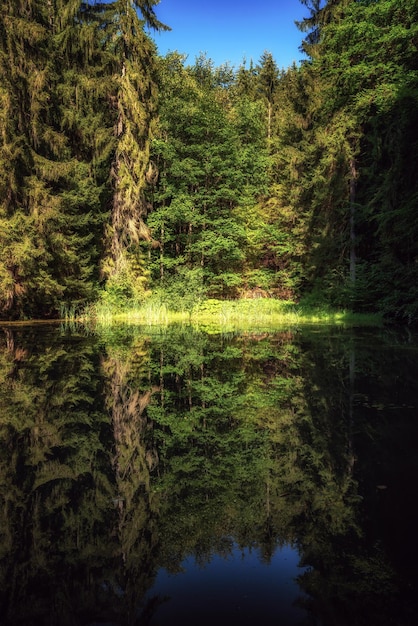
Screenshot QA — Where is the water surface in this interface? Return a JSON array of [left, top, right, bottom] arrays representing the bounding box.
[[0, 323, 417, 625]]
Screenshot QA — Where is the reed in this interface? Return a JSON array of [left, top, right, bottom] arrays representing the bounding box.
[[75, 298, 382, 330]]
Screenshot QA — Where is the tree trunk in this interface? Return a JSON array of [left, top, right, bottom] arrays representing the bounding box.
[[160, 225, 164, 279], [349, 157, 357, 284]]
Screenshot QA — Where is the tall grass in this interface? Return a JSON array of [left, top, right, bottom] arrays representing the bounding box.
[[75, 297, 382, 330]]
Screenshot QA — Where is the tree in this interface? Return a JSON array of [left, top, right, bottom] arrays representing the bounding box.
[[272, 0, 418, 314], [148, 54, 247, 299], [102, 0, 163, 304], [0, 0, 165, 318], [301, 0, 418, 317], [0, 0, 109, 318], [256, 51, 280, 140]]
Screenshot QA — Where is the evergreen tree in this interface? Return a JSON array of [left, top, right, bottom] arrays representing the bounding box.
[[233, 59, 258, 101], [2, 0, 417, 321], [0, 0, 164, 318], [0, 0, 104, 318], [296, 0, 418, 316], [256, 51, 280, 140], [258, 62, 316, 300], [342, 0, 418, 321], [102, 0, 163, 304], [148, 54, 247, 300], [287, 0, 360, 304]]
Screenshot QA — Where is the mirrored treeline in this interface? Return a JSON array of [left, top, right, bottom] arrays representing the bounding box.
[[1, 324, 417, 625]]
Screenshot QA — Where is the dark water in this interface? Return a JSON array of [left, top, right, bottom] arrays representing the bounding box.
[[1, 322, 418, 626]]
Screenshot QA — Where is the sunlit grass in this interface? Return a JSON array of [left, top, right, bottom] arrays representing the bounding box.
[[75, 298, 382, 331]]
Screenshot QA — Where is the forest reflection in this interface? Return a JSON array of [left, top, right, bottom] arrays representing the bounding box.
[[0, 323, 418, 625]]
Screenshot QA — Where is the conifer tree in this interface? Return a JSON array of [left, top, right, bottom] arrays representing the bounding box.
[[257, 51, 280, 140], [233, 60, 258, 101], [0, 0, 97, 318], [148, 53, 248, 300], [0, 0, 164, 317], [0, 0, 109, 317], [290, 0, 418, 317], [102, 0, 162, 303]]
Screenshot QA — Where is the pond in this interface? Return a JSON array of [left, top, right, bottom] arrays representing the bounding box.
[[0, 322, 418, 625]]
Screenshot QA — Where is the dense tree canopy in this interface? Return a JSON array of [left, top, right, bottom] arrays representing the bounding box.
[[0, 0, 417, 322]]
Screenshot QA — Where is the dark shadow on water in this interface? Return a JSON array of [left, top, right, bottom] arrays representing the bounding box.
[[0, 323, 418, 625]]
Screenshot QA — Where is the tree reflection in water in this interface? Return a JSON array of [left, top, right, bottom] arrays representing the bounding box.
[[0, 324, 417, 625]]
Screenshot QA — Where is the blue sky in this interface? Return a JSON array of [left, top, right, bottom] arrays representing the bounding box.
[[151, 0, 309, 69]]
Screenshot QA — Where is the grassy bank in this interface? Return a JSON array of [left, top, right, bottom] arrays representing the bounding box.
[[75, 298, 382, 331]]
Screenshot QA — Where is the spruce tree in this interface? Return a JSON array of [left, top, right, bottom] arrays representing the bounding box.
[[101, 0, 164, 304], [257, 51, 280, 141], [290, 0, 418, 317], [0, 0, 98, 318], [148, 54, 247, 300], [0, 0, 164, 317], [0, 0, 109, 317]]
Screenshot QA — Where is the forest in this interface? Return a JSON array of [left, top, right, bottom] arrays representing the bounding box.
[[0, 0, 417, 323]]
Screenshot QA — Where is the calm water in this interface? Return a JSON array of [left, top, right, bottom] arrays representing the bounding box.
[[1, 322, 418, 625]]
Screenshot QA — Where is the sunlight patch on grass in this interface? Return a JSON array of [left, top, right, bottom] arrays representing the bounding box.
[[75, 298, 382, 331]]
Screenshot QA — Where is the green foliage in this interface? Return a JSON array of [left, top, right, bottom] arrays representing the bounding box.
[[104, 1, 160, 295], [0, 1, 106, 318], [1, 0, 417, 323], [148, 51, 293, 302], [100, 257, 151, 310], [147, 53, 246, 298], [0, 1, 162, 319], [286, 0, 418, 321], [151, 266, 206, 313]]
